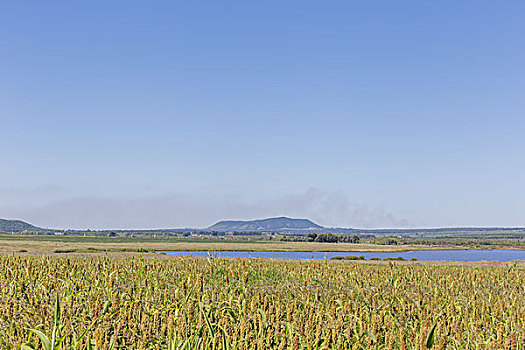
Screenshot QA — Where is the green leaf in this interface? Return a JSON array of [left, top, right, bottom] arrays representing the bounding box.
[[426, 322, 438, 349], [51, 295, 60, 349], [28, 329, 51, 350], [54, 295, 61, 328], [218, 325, 229, 350], [199, 303, 215, 338]]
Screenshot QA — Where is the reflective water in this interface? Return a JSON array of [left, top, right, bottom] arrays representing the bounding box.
[[156, 249, 525, 261]]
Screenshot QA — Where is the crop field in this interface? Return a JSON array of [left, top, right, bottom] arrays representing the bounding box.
[[0, 256, 524, 349]]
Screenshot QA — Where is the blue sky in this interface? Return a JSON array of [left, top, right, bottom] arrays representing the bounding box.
[[1, 1, 524, 229]]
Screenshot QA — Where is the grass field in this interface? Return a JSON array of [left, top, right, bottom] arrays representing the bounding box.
[[0, 234, 518, 255], [1, 255, 524, 349]]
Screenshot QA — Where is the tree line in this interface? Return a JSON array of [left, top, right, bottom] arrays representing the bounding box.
[[307, 233, 361, 243]]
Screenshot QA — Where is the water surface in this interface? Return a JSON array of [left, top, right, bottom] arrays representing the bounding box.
[[156, 249, 525, 262]]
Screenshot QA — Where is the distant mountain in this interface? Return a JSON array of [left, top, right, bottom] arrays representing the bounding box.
[[208, 217, 324, 232], [0, 219, 43, 232]]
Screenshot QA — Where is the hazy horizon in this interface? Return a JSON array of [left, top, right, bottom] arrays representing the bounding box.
[[4, 210, 525, 231], [2, 1, 524, 230]]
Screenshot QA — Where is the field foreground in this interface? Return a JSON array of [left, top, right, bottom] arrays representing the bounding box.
[[1, 256, 524, 349]]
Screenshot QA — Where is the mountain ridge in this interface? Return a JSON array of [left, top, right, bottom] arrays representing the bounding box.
[[0, 219, 43, 232], [207, 216, 324, 232]]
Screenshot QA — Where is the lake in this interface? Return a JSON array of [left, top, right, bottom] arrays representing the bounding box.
[[156, 249, 525, 262]]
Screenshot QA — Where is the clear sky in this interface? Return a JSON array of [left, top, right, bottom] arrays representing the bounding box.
[[1, 1, 524, 229]]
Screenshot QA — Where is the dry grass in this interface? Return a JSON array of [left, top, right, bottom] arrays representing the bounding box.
[[0, 236, 479, 256]]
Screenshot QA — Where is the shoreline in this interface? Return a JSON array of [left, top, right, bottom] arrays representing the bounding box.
[[151, 246, 525, 253]]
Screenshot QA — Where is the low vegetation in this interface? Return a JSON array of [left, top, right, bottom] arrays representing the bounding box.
[[281, 233, 361, 243], [330, 255, 418, 261], [0, 234, 470, 254], [1, 255, 523, 349]]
